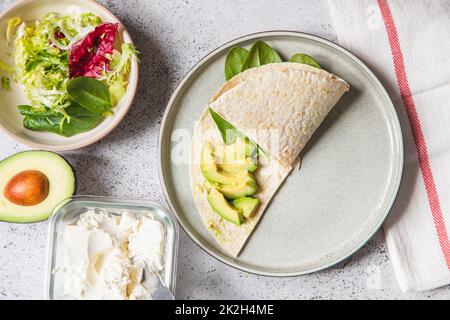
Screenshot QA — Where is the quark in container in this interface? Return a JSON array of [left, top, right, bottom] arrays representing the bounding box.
[[55, 209, 165, 300]]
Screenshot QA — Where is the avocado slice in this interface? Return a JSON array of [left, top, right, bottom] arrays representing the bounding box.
[[201, 146, 255, 185], [206, 186, 244, 225], [217, 157, 257, 173], [216, 138, 256, 162], [0, 151, 75, 223], [214, 181, 257, 199], [232, 197, 260, 219]]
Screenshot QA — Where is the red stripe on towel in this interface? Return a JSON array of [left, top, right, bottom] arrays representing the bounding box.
[[378, 0, 450, 270]]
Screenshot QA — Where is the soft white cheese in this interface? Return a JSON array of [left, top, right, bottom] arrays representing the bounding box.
[[57, 209, 165, 300]]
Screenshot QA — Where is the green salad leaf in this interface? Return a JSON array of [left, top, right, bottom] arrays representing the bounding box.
[[67, 76, 112, 115], [0, 59, 13, 91], [14, 15, 72, 111], [209, 107, 240, 145], [58, 103, 104, 137], [6, 17, 22, 45], [101, 43, 138, 105], [22, 111, 62, 135], [209, 108, 264, 158], [224, 41, 321, 80], [1, 76, 11, 91], [47, 12, 101, 43], [25, 49, 69, 72], [290, 53, 321, 68], [241, 40, 282, 72], [225, 47, 248, 81], [18, 105, 59, 117], [19, 103, 103, 137]]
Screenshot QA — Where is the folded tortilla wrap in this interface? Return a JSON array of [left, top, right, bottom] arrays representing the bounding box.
[[211, 63, 350, 166], [190, 63, 349, 256]]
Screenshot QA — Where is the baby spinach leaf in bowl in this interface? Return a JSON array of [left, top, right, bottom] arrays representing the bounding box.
[[67, 76, 112, 114], [18, 105, 61, 117], [20, 106, 63, 135], [19, 103, 103, 137], [58, 103, 104, 137]]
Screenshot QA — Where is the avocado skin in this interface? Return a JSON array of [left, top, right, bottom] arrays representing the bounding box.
[[232, 197, 260, 219], [206, 186, 244, 225], [0, 151, 75, 223]]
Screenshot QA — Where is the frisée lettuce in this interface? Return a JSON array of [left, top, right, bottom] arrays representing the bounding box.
[[101, 43, 139, 105]]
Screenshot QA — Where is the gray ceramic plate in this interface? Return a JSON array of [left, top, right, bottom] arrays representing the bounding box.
[[158, 31, 403, 276]]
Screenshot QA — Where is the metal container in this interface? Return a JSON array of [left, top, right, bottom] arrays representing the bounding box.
[[45, 196, 179, 300]]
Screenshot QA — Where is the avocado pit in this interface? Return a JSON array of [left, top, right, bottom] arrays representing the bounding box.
[[3, 170, 50, 206]]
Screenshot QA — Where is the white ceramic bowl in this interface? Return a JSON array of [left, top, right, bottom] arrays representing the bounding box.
[[0, 0, 139, 151]]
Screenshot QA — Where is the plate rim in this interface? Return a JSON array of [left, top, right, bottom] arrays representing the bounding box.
[[158, 30, 404, 277]]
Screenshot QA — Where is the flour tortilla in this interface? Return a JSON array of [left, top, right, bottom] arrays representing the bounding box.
[[190, 109, 292, 256], [190, 63, 349, 256], [210, 63, 349, 166]]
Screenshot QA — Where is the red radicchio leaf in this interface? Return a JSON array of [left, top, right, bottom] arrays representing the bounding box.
[[69, 22, 118, 79], [54, 29, 65, 40]]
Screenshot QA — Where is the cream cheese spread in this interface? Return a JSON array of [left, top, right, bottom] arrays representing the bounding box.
[[56, 209, 165, 300]]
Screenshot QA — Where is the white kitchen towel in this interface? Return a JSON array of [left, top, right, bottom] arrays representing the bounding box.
[[328, 0, 450, 291]]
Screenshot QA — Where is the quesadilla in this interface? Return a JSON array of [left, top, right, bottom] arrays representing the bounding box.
[[190, 62, 349, 257]]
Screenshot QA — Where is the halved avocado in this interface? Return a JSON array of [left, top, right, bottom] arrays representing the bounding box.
[[201, 146, 255, 185], [214, 181, 257, 199], [206, 186, 244, 225], [0, 151, 75, 223], [232, 197, 260, 219]]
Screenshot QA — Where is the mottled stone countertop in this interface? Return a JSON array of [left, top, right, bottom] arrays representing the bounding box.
[[0, 0, 449, 300]]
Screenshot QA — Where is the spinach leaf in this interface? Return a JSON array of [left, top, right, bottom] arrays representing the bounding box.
[[67, 76, 112, 114], [20, 106, 63, 134], [241, 40, 282, 72], [224, 41, 322, 80], [59, 103, 104, 137], [18, 105, 60, 117], [225, 47, 248, 80], [290, 53, 321, 68], [23, 116, 61, 134], [208, 108, 265, 158], [209, 108, 239, 145], [19, 103, 103, 137]]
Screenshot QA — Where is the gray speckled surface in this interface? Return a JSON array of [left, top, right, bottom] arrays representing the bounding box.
[[0, 0, 449, 300]]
